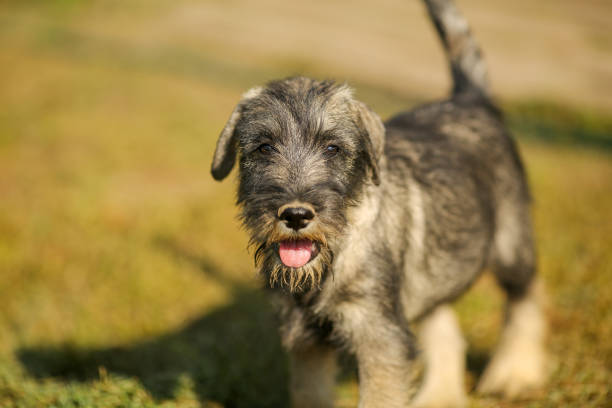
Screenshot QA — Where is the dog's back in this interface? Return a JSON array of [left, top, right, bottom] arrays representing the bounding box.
[[379, 0, 536, 317], [382, 95, 534, 318]]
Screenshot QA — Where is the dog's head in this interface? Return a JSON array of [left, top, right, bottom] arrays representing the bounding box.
[[211, 77, 384, 292]]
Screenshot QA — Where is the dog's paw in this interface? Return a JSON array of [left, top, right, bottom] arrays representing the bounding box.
[[411, 382, 467, 408], [476, 340, 547, 398]]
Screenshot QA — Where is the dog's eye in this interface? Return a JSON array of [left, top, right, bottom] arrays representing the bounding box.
[[325, 145, 340, 156], [258, 144, 274, 155]]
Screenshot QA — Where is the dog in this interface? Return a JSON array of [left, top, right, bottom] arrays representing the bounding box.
[[211, 0, 547, 406]]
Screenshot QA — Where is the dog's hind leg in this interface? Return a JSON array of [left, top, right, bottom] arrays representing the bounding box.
[[412, 305, 467, 408], [477, 200, 548, 397], [289, 344, 337, 408]]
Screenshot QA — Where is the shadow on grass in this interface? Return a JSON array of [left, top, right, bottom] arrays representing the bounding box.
[[16, 235, 498, 406], [17, 237, 289, 408]]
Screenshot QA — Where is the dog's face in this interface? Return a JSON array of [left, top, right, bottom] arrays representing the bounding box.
[[211, 77, 384, 292]]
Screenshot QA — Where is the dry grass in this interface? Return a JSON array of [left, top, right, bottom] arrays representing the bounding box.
[[0, 1, 610, 407]]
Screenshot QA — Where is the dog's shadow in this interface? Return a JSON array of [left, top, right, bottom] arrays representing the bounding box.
[[17, 237, 290, 407]]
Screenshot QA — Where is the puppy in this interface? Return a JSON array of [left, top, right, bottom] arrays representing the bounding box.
[[211, 0, 547, 406]]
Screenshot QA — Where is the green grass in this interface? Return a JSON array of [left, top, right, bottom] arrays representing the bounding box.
[[0, 2, 611, 407]]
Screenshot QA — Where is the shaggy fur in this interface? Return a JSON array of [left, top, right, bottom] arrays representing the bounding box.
[[211, 0, 547, 406]]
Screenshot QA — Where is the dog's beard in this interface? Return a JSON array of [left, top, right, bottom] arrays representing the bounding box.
[[248, 218, 336, 292], [255, 241, 333, 292]]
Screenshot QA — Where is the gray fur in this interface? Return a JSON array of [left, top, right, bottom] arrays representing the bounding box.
[[423, 0, 490, 97], [211, 0, 546, 406]]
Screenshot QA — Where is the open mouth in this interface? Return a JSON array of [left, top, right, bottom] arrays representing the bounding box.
[[277, 239, 320, 268]]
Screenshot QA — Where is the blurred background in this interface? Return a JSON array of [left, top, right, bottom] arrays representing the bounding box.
[[0, 0, 610, 407]]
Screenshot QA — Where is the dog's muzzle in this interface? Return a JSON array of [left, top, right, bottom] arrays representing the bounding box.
[[275, 202, 321, 268]]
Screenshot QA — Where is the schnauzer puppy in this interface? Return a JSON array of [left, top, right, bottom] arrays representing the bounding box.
[[211, 0, 547, 406]]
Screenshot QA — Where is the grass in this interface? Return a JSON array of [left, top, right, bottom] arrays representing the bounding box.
[[0, 1, 611, 407]]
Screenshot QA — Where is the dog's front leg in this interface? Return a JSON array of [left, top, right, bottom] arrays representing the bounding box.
[[338, 304, 414, 408], [289, 344, 337, 408], [355, 335, 414, 408]]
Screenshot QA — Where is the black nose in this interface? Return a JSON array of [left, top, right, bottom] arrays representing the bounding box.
[[279, 207, 315, 231]]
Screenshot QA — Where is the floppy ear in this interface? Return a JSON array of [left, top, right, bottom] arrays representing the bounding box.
[[354, 101, 385, 185], [211, 87, 262, 181]]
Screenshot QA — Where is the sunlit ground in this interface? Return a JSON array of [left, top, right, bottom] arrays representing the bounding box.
[[0, 1, 610, 407]]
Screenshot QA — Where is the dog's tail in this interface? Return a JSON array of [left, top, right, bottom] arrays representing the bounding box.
[[423, 0, 489, 99]]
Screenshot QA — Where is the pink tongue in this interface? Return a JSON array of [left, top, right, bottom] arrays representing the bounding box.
[[279, 239, 313, 268]]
